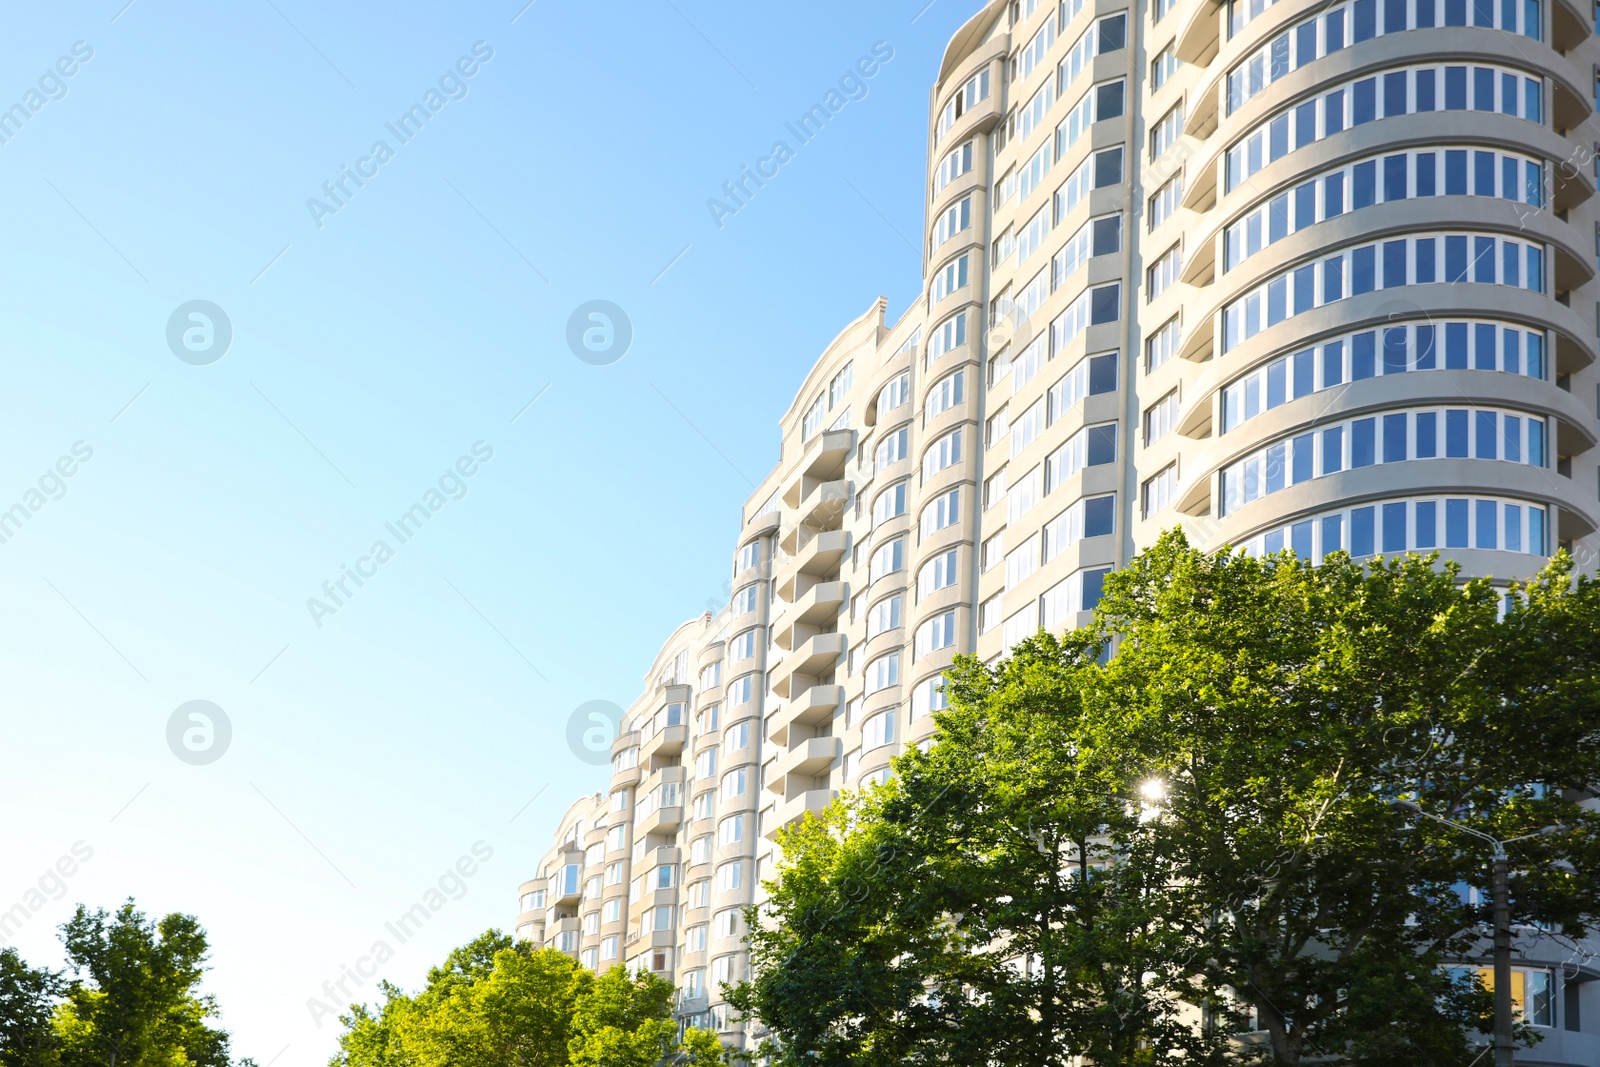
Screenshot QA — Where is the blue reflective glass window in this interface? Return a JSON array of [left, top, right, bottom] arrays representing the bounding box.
[[1501, 328, 1520, 374], [1475, 323, 1496, 369], [1293, 348, 1314, 396], [1295, 182, 1316, 228], [1322, 513, 1344, 555], [1352, 506, 1376, 555], [1445, 410, 1469, 456], [1295, 100, 1317, 148], [1383, 413, 1408, 462], [1416, 152, 1437, 196], [1415, 411, 1437, 457], [1088, 352, 1119, 393], [1446, 0, 1467, 23], [1264, 528, 1285, 554], [1323, 340, 1344, 387], [1416, 69, 1436, 110], [1269, 194, 1290, 242], [1527, 333, 1543, 378], [1473, 0, 1495, 23], [1324, 171, 1345, 217], [1292, 432, 1314, 482], [1383, 72, 1407, 117], [1087, 424, 1118, 464], [1445, 235, 1468, 281], [1353, 79, 1377, 124], [1297, 21, 1318, 61], [1323, 256, 1344, 301], [1325, 89, 1346, 133], [1267, 359, 1287, 408], [1417, 0, 1437, 23], [1474, 150, 1495, 194], [1084, 494, 1116, 535], [1445, 149, 1468, 194], [1524, 78, 1540, 122], [1445, 498, 1469, 546], [1352, 246, 1376, 295], [1082, 568, 1109, 609], [1416, 500, 1437, 547], [1446, 322, 1468, 368], [1503, 414, 1522, 462], [1265, 442, 1286, 493], [1267, 276, 1287, 326], [1383, 326, 1409, 372], [1383, 241, 1407, 288], [1473, 67, 1494, 110], [1415, 237, 1436, 282], [1504, 503, 1521, 552], [1473, 237, 1495, 282], [1384, 154, 1408, 199], [1502, 241, 1520, 288], [1382, 502, 1408, 552], [1352, 332, 1376, 379], [1352, 418, 1376, 466], [1500, 72, 1517, 115], [1326, 10, 1346, 48], [1501, 156, 1517, 199], [1353, 161, 1377, 208], [1291, 520, 1313, 558], [1475, 410, 1497, 458], [1475, 499, 1498, 548], [1354, 0, 1377, 37], [1415, 324, 1437, 369], [1530, 506, 1546, 553], [1445, 67, 1467, 109], [1322, 426, 1344, 472], [1293, 265, 1315, 312]]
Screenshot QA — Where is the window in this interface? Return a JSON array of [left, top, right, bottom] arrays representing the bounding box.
[[983, 466, 1007, 510], [870, 537, 905, 582], [936, 69, 991, 143], [932, 253, 970, 301], [735, 538, 762, 573], [982, 530, 1006, 572], [1225, 147, 1544, 273], [1225, 63, 1544, 192], [927, 312, 969, 365], [1006, 535, 1040, 589], [520, 890, 544, 912], [920, 487, 961, 539], [1050, 283, 1121, 354], [688, 879, 709, 908], [1015, 14, 1056, 81], [875, 425, 910, 472], [1042, 493, 1117, 559], [731, 583, 760, 615], [693, 791, 715, 821], [829, 362, 853, 408], [730, 629, 756, 661], [1144, 390, 1179, 444], [878, 372, 910, 418], [717, 814, 744, 847], [910, 675, 949, 719], [722, 720, 749, 753], [1058, 15, 1126, 93], [1007, 465, 1043, 523], [1151, 43, 1181, 89], [1223, 232, 1546, 352], [1238, 494, 1548, 559], [1049, 351, 1120, 422], [695, 748, 717, 779], [726, 674, 754, 706], [716, 861, 744, 892], [696, 705, 720, 736], [687, 924, 707, 951], [720, 768, 747, 800], [867, 594, 903, 638], [980, 594, 1004, 633], [1220, 406, 1548, 514], [1045, 421, 1119, 491], [1056, 78, 1125, 159], [1011, 400, 1045, 458], [1054, 147, 1123, 223], [866, 651, 901, 693], [1147, 244, 1182, 301], [925, 370, 965, 423], [862, 710, 896, 750], [607, 824, 626, 851], [1017, 205, 1052, 265], [923, 428, 964, 480], [917, 548, 960, 598], [1039, 566, 1112, 629], [873, 481, 908, 525], [801, 395, 825, 439], [914, 610, 958, 658], [1143, 465, 1178, 518], [932, 196, 973, 248], [715, 907, 741, 939], [1150, 102, 1184, 159], [711, 953, 736, 986], [1051, 213, 1121, 289], [934, 140, 975, 192], [698, 662, 722, 689], [1147, 173, 1183, 231], [1145, 316, 1181, 372], [1224, 321, 1543, 432]]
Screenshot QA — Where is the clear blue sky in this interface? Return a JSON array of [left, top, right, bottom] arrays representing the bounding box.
[[0, 0, 969, 1061]]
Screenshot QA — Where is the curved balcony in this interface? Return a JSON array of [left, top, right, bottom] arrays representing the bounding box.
[[766, 684, 843, 746], [773, 581, 846, 651], [640, 724, 687, 763], [765, 788, 838, 840], [765, 736, 843, 795], [769, 632, 846, 699]]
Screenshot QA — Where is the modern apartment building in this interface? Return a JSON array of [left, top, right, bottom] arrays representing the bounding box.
[[518, 0, 1600, 1056]]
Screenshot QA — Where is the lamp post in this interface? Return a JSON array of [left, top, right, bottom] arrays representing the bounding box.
[[1392, 800, 1567, 1067]]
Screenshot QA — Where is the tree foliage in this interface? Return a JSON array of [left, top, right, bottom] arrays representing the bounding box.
[[330, 933, 725, 1067], [735, 534, 1600, 1066]]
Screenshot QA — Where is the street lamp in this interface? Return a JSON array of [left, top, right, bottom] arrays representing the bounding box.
[[1391, 799, 1568, 1067]]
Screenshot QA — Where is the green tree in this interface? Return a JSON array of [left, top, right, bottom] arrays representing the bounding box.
[[0, 947, 61, 1067], [54, 900, 244, 1067], [567, 966, 675, 1067], [730, 630, 1225, 1067], [1087, 535, 1600, 1064]]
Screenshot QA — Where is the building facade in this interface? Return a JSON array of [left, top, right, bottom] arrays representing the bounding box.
[[518, 0, 1600, 1057]]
